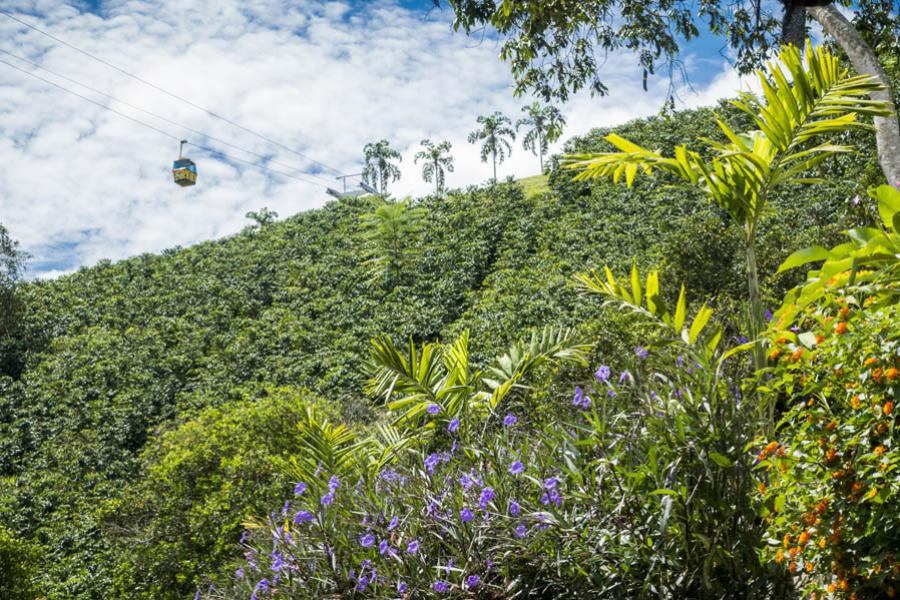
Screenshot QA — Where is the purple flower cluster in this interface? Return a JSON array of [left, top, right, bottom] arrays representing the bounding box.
[[572, 385, 590, 410]]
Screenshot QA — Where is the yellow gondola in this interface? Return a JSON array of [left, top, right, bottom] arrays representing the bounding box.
[[173, 140, 197, 187]]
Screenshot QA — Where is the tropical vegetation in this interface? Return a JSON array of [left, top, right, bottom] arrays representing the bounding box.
[[0, 37, 897, 600]]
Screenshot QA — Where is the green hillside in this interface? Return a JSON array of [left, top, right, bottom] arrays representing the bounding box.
[[0, 101, 881, 598]]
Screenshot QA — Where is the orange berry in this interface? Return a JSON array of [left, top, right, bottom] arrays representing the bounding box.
[[865, 357, 878, 367], [827, 420, 837, 431], [839, 305, 850, 318], [775, 548, 785, 564], [851, 395, 860, 409], [791, 348, 804, 361], [874, 445, 886, 456], [799, 530, 810, 546], [835, 322, 848, 335], [886, 367, 899, 381], [873, 368, 884, 383], [757, 482, 767, 494], [816, 334, 826, 345], [769, 348, 782, 361], [884, 401, 894, 416], [806, 561, 814, 573], [789, 560, 798, 574], [783, 533, 791, 548]]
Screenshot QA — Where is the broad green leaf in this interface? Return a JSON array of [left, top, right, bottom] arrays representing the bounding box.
[[708, 452, 733, 468], [777, 246, 830, 273], [688, 305, 712, 344]]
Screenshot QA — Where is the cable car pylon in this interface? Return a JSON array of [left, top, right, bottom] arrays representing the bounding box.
[[326, 172, 378, 198]]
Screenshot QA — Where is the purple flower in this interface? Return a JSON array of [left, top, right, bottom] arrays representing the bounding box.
[[503, 413, 517, 427], [379, 539, 389, 555], [388, 516, 399, 530], [448, 418, 460, 433], [508, 500, 520, 517], [635, 346, 650, 359], [460, 507, 474, 522], [594, 365, 611, 382], [252, 579, 269, 600], [320, 492, 335, 506], [433, 580, 449, 593], [544, 477, 559, 490], [194, 591, 201, 600], [293, 482, 307, 495], [514, 523, 527, 538], [764, 309, 773, 322], [270, 550, 283, 572], [618, 370, 630, 384], [509, 460, 524, 475], [424, 453, 441, 474], [466, 574, 481, 588], [328, 475, 340, 492], [357, 574, 369, 591], [235, 567, 245, 579], [572, 386, 584, 407], [479, 487, 495, 510], [398, 581, 408, 594], [427, 403, 441, 415], [360, 533, 376, 548], [407, 540, 420, 554]]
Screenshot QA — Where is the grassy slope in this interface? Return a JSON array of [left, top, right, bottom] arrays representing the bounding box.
[[0, 102, 880, 597]]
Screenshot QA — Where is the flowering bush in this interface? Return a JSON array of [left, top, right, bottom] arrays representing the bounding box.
[[206, 271, 786, 599], [759, 288, 900, 599]]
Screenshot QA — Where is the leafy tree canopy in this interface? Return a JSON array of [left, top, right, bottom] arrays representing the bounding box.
[[437, 0, 900, 102]]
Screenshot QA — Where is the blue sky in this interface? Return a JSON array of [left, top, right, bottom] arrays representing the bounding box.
[[0, 0, 755, 277]]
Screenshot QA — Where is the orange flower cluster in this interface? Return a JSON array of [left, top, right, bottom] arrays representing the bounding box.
[[758, 441, 783, 461], [835, 322, 848, 335]]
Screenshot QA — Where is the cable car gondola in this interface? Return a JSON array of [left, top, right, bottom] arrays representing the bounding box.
[[173, 140, 197, 187]]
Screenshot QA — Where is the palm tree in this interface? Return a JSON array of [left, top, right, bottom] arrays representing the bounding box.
[[564, 42, 891, 374], [362, 140, 402, 195], [468, 112, 515, 181], [414, 139, 454, 196], [359, 198, 427, 288], [516, 103, 566, 173]]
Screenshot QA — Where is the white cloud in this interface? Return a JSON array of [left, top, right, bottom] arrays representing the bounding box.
[[0, 0, 746, 276]]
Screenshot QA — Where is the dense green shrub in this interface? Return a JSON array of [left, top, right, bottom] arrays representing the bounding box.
[[0, 525, 41, 600], [107, 387, 336, 600]]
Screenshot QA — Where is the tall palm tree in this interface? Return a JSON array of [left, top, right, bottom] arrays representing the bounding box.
[[516, 103, 566, 173], [414, 139, 454, 196], [468, 112, 515, 181], [564, 42, 891, 373], [362, 140, 402, 195]]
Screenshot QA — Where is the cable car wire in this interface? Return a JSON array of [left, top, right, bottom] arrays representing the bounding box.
[[0, 46, 335, 187], [0, 8, 345, 176], [0, 57, 329, 188]]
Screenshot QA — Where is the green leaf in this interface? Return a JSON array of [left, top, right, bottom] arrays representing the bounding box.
[[688, 305, 712, 344], [708, 452, 733, 468], [673, 285, 686, 332], [777, 246, 830, 273]]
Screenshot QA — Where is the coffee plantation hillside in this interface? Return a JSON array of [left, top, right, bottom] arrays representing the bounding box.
[[0, 100, 883, 598]]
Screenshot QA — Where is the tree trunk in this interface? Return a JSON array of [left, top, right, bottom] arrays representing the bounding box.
[[492, 152, 497, 181], [808, 4, 900, 188], [537, 130, 544, 173], [781, 1, 806, 48]]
